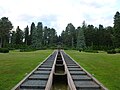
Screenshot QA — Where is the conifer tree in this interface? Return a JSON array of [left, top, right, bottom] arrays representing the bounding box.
[[77, 27, 86, 50]]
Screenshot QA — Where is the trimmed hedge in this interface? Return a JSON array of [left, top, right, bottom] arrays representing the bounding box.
[[0, 48, 9, 53]]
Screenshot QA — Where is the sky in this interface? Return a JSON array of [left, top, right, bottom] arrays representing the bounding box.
[[0, 0, 120, 35]]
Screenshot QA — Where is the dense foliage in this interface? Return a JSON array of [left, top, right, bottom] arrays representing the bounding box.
[[0, 11, 120, 51], [9, 22, 58, 50], [0, 17, 13, 48], [60, 21, 114, 50], [60, 11, 120, 51], [0, 48, 9, 53]]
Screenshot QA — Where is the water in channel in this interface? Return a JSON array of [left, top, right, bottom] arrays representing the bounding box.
[[51, 52, 69, 90]]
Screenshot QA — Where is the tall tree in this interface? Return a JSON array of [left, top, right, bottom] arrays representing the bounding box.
[[15, 26, 24, 45], [61, 30, 66, 46], [104, 26, 113, 48], [24, 25, 29, 45], [65, 23, 76, 47], [98, 24, 104, 47], [36, 22, 43, 49], [77, 27, 86, 50], [30, 22, 36, 45], [84, 25, 95, 47], [0, 17, 13, 47], [43, 26, 48, 46], [113, 11, 120, 47], [49, 28, 57, 46]]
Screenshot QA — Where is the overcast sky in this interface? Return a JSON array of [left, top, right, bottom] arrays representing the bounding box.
[[0, 0, 120, 35]]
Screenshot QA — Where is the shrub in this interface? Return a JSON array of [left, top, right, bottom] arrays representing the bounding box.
[[107, 49, 116, 54], [71, 47, 77, 50], [77, 48, 82, 52], [63, 47, 69, 50], [0, 48, 9, 53]]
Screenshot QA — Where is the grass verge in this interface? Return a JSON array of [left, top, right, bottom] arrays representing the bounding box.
[[0, 50, 53, 90], [65, 50, 120, 90]]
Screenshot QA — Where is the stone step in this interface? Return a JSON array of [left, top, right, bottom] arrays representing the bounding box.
[[68, 67, 82, 71], [34, 70, 50, 74], [72, 75, 92, 81], [74, 81, 100, 89], [37, 68, 51, 71], [70, 71, 86, 75], [40, 65, 52, 68], [67, 66, 79, 68], [29, 74, 49, 80], [20, 80, 47, 89]]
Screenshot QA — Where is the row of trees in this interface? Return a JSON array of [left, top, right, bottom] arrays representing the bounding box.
[[0, 11, 120, 50], [0, 17, 58, 49], [60, 11, 120, 50], [60, 22, 113, 50], [10, 22, 58, 49]]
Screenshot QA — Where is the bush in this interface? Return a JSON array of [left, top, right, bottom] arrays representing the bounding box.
[[76, 48, 82, 52], [63, 47, 69, 50], [107, 49, 116, 54], [0, 48, 9, 53], [71, 47, 77, 50]]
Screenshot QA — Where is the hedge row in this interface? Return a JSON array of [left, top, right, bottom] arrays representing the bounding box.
[[107, 49, 120, 54], [0, 48, 9, 53], [107, 49, 116, 54]]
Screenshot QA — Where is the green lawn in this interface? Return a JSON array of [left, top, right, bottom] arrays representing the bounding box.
[[65, 50, 120, 90], [0, 50, 53, 90]]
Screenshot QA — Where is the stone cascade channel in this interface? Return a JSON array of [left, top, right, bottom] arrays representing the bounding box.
[[12, 51, 57, 90], [61, 51, 107, 90], [12, 50, 107, 90], [51, 50, 68, 90]]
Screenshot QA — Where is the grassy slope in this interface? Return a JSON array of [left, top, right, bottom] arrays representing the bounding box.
[[65, 50, 120, 90], [0, 50, 53, 90]]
